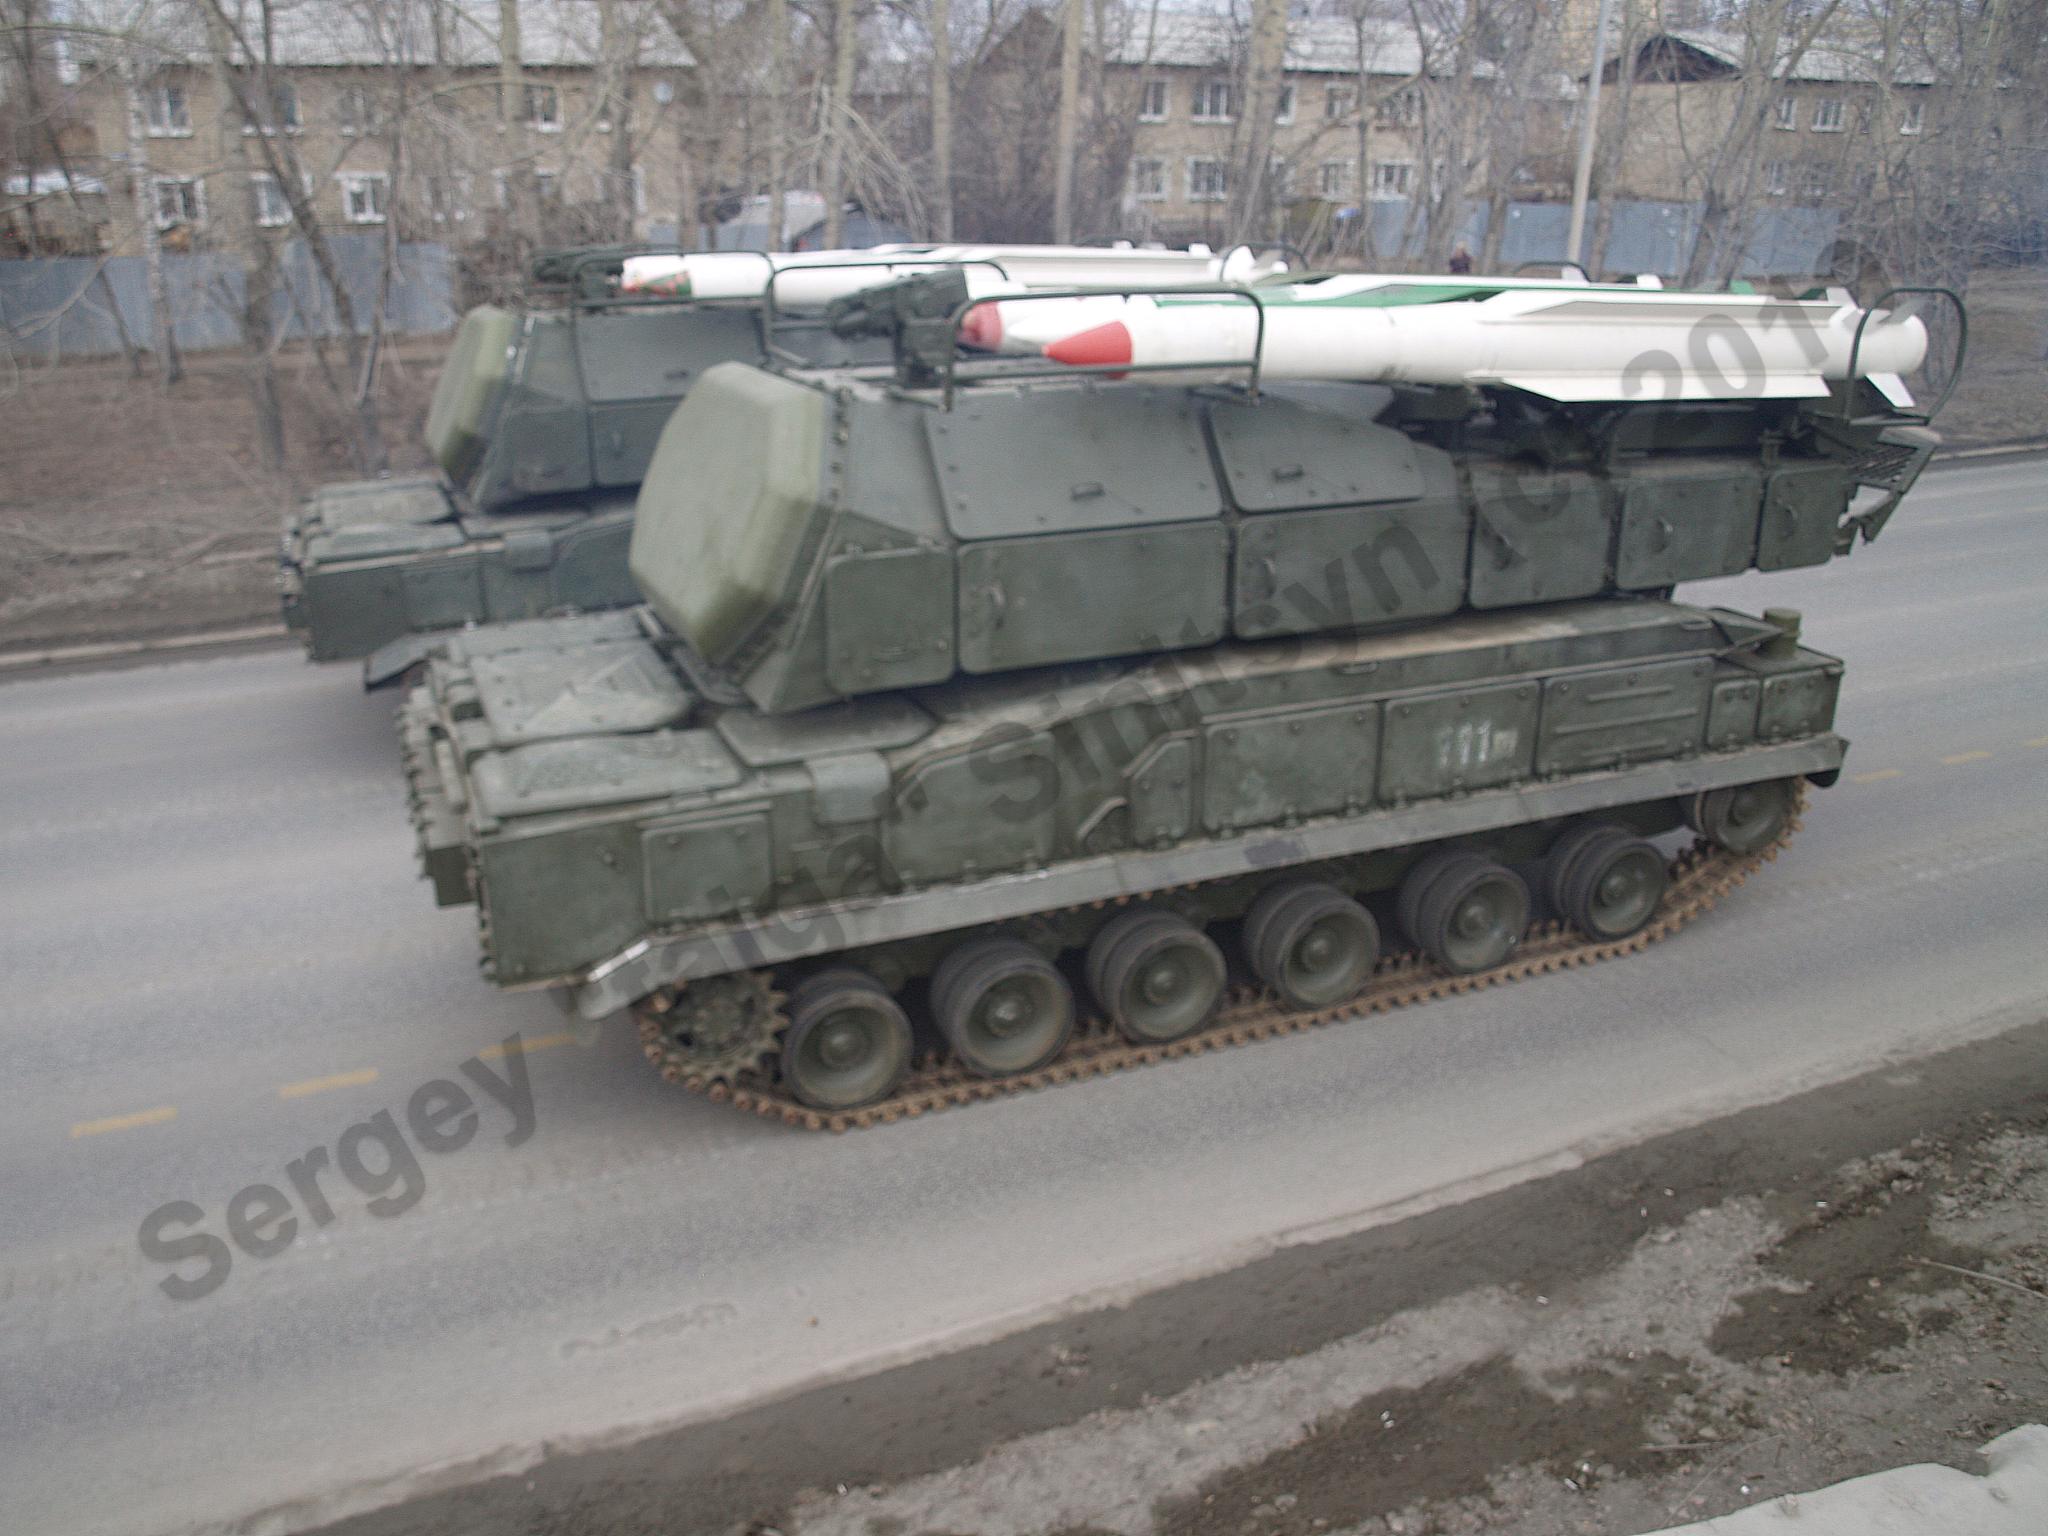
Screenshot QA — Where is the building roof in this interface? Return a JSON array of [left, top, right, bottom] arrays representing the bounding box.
[[60, 0, 692, 71], [1650, 30, 1937, 88], [1107, 11, 1479, 80]]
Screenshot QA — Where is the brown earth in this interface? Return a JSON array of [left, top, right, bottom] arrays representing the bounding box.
[[0, 337, 437, 653], [1, 267, 2042, 656]]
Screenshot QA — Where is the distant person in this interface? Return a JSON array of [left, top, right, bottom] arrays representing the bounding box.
[[1447, 242, 1474, 275]]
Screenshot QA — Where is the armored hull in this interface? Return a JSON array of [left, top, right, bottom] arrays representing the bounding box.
[[398, 276, 1954, 1125]]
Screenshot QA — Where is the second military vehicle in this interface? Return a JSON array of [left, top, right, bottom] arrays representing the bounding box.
[[280, 246, 897, 683], [400, 271, 1957, 1128]]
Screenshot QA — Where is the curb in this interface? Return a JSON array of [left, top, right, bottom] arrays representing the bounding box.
[[0, 623, 291, 675]]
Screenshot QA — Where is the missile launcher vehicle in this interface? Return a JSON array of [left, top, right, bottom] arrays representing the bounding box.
[[280, 246, 895, 684], [401, 271, 1961, 1128]]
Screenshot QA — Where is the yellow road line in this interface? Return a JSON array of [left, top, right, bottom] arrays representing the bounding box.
[[71, 1105, 177, 1139], [479, 1031, 578, 1061], [1850, 768, 1904, 784], [2026, 736, 2048, 749], [1940, 750, 1993, 766], [278, 1067, 379, 1100]]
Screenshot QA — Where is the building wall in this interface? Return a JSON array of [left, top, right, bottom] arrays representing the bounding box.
[[50, 59, 690, 257], [1116, 63, 1428, 240]]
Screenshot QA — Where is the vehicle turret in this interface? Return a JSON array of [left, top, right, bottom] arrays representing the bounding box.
[[627, 271, 1943, 717]]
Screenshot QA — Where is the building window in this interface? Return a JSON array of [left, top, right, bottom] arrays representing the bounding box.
[[1187, 157, 1229, 202], [337, 84, 380, 136], [1763, 159, 1790, 196], [1811, 96, 1844, 132], [339, 171, 387, 224], [1274, 83, 1295, 124], [1899, 99, 1925, 135], [423, 173, 472, 224], [1192, 80, 1235, 123], [146, 79, 191, 137], [1138, 79, 1169, 122], [534, 169, 560, 202], [242, 78, 301, 135], [251, 172, 293, 227], [152, 175, 203, 229], [525, 83, 561, 131], [1324, 84, 1355, 121], [1772, 96, 1797, 130], [1374, 88, 1420, 127], [1131, 156, 1167, 201], [1369, 160, 1413, 199], [1267, 157, 1292, 200], [1318, 159, 1352, 198], [1796, 162, 1833, 201]]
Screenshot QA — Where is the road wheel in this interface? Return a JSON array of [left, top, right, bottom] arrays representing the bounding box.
[[933, 939, 1075, 1077], [1243, 881, 1379, 1010], [1547, 826, 1666, 940], [1088, 911, 1227, 1043], [1686, 778, 1795, 855], [1396, 848, 1472, 952], [1411, 855, 1530, 975], [780, 968, 913, 1110]]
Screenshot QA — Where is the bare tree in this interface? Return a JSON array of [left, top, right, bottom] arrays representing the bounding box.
[[1225, 0, 1287, 243], [930, 0, 953, 238], [119, 50, 181, 383], [199, 0, 282, 466], [195, 0, 386, 471], [1674, 0, 1843, 287], [1051, 0, 1082, 241], [818, 0, 857, 245]]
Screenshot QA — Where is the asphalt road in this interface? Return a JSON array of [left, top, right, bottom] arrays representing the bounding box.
[[1, 456, 2043, 1536]]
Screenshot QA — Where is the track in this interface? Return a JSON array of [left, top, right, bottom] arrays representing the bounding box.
[[641, 791, 1803, 1130]]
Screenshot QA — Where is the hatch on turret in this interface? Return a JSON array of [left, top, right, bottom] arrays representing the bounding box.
[[630, 361, 829, 666], [424, 306, 517, 483]]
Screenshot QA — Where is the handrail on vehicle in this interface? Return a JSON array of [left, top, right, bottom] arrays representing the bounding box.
[[1839, 285, 1967, 424], [937, 284, 1269, 410]]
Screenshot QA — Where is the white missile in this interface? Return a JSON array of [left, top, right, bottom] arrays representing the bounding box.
[[618, 243, 1286, 310], [961, 270, 1678, 356], [1038, 284, 1928, 404]]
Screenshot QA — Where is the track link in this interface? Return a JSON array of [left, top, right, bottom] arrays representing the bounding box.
[[638, 791, 1805, 1131]]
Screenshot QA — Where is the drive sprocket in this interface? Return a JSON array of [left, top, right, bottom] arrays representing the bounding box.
[[632, 972, 785, 1086]]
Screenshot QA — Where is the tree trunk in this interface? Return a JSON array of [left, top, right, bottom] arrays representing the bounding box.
[[819, 0, 858, 248], [121, 57, 181, 384], [1226, 0, 1288, 245], [765, 0, 789, 249], [1051, 0, 1082, 243], [202, 1, 284, 469], [599, 0, 639, 240], [497, 0, 530, 245], [930, 0, 953, 240]]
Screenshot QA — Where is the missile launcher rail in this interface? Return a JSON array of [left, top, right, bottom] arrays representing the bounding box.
[[398, 270, 1965, 1126]]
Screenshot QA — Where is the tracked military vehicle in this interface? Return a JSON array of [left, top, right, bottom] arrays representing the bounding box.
[[280, 246, 895, 684], [401, 271, 1960, 1128]]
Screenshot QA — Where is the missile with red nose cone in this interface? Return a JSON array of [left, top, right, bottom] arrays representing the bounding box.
[[1036, 282, 1930, 404]]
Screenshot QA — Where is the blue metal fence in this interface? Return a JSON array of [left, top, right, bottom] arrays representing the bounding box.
[[1351, 197, 1840, 279], [0, 235, 456, 360]]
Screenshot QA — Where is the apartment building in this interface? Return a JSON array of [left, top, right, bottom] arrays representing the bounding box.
[[8, 0, 690, 256], [1108, 15, 1449, 242]]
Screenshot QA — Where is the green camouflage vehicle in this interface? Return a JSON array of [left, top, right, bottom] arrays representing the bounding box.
[[401, 272, 1959, 1128], [280, 247, 891, 685]]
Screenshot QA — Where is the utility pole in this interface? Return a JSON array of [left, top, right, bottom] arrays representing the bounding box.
[[1564, 0, 1616, 271]]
